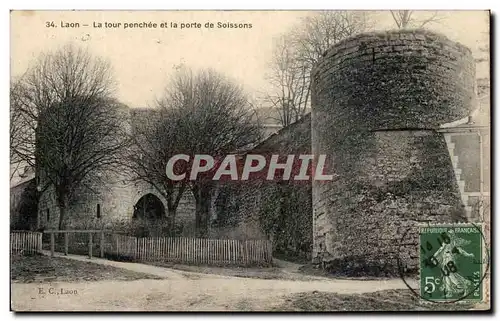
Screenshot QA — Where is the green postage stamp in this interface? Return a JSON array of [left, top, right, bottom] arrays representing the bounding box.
[[419, 223, 488, 303]]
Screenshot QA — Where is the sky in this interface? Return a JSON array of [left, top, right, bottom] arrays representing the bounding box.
[[10, 10, 489, 108]]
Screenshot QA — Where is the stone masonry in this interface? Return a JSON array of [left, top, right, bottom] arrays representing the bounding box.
[[37, 107, 196, 235], [311, 29, 476, 275], [32, 29, 487, 267]]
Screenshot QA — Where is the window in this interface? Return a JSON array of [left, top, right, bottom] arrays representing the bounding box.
[[46, 208, 50, 222], [96, 204, 101, 219]]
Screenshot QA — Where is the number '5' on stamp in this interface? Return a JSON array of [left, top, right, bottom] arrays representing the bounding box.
[[419, 223, 487, 303]]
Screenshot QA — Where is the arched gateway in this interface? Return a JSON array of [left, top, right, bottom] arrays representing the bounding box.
[[133, 193, 166, 220]]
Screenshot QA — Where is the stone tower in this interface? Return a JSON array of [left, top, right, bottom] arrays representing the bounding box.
[[311, 29, 476, 275]]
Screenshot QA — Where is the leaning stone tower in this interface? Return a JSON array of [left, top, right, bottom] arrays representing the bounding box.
[[311, 29, 476, 275]]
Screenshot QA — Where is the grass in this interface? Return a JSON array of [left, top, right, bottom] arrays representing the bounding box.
[[10, 253, 163, 283], [273, 252, 311, 265], [297, 264, 399, 280], [277, 289, 477, 311]]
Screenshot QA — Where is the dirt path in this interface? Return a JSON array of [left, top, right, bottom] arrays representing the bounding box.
[[37, 251, 229, 280], [12, 253, 418, 311], [273, 258, 303, 272]]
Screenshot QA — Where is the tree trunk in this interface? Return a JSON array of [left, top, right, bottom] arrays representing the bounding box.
[[193, 184, 212, 238], [56, 195, 68, 244], [168, 208, 177, 236], [164, 183, 185, 236], [57, 199, 67, 231]]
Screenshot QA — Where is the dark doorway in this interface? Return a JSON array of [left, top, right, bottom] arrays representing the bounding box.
[[12, 179, 39, 231], [133, 193, 165, 220]]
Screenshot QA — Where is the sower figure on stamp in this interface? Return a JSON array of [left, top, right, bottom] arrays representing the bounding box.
[[433, 230, 475, 298]]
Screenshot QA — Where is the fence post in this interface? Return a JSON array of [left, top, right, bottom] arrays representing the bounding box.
[[64, 232, 69, 255], [115, 234, 119, 257], [50, 232, 55, 257], [88, 232, 93, 259], [240, 240, 247, 266], [134, 237, 138, 260], [100, 230, 105, 258], [267, 240, 273, 264], [38, 232, 42, 252]]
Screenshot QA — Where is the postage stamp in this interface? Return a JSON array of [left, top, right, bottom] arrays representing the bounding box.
[[419, 223, 488, 303]]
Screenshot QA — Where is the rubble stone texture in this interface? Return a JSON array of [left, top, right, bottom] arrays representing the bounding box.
[[37, 107, 196, 235], [311, 29, 476, 276]]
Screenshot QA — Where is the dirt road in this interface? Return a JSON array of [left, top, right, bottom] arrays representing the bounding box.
[[11, 257, 418, 311]]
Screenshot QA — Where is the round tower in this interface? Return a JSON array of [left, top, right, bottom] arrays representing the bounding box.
[[311, 29, 476, 275]]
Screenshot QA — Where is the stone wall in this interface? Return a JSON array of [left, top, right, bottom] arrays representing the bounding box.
[[211, 114, 313, 256], [35, 103, 291, 239], [37, 107, 196, 234], [10, 178, 38, 230], [38, 167, 197, 234], [311, 29, 476, 275], [312, 29, 475, 132]]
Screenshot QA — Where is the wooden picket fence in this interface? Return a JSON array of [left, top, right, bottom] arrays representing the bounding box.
[[111, 234, 137, 259], [10, 231, 43, 254], [107, 234, 272, 266], [12, 229, 273, 266]]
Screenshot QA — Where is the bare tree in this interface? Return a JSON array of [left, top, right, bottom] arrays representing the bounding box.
[[155, 67, 261, 237], [265, 35, 309, 127], [475, 29, 490, 101], [124, 107, 188, 233], [292, 11, 370, 64], [266, 11, 370, 126], [10, 79, 36, 180], [15, 44, 129, 230], [390, 10, 443, 29]]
